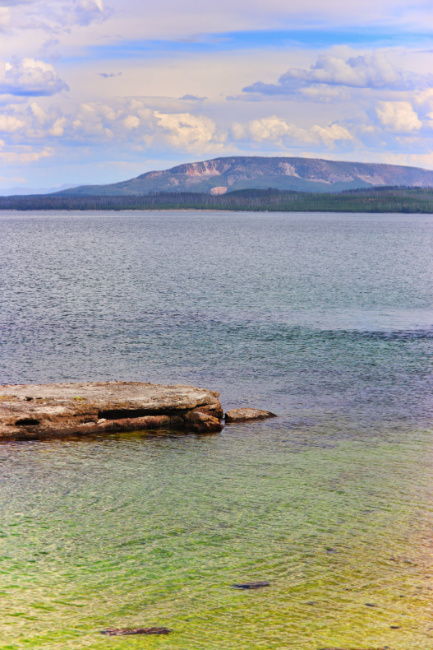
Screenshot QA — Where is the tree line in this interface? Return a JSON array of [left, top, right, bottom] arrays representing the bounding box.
[[1, 187, 433, 213]]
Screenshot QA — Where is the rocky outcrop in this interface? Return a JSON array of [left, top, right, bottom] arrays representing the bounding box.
[[224, 408, 276, 423], [0, 382, 223, 440]]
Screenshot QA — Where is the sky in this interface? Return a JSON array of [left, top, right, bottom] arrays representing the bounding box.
[[1, 0, 433, 190]]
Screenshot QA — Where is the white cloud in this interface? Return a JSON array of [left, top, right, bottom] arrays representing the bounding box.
[[249, 116, 295, 141], [311, 123, 354, 146], [4, 0, 111, 34], [247, 115, 353, 147], [155, 111, 226, 151], [0, 58, 68, 96], [0, 113, 25, 131], [281, 52, 407, 89], [123, 115, 140, 129], [0, 141, 54, 163], [80, 0, 104, 11], [74, 0, 106, 26], [0, 96, 358, 157], [0, 99, 225, 155], [243, 52, 426, 98], [376, 101, 422, 132], [30, 100, 47, 122], [49, 117, 66, 136]]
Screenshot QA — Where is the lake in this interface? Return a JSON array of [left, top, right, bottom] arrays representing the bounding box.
[[1, 210, 433, 649]]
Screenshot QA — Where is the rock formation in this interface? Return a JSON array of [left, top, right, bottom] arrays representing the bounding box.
[[224, 408, 276, 423], [0, 381, 223, 440]]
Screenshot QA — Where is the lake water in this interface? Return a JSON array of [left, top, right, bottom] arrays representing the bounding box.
[[1, 210, 433, 649]]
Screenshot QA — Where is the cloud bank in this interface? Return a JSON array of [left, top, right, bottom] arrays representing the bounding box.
[[244, 52, 429, 97], [0, 58, 68, 96]]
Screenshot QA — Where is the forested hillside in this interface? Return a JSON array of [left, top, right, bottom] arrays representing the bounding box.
[[1, 187, 433, 213]]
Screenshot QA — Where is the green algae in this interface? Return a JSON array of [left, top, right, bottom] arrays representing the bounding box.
[[1, 422, 433, 649]]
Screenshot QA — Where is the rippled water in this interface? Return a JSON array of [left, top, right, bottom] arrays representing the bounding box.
[[1, 211, 433, 649]]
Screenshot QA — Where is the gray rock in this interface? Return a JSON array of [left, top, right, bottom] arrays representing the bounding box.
[[0, 381, 222, 439], [225, 408, 276, 423]]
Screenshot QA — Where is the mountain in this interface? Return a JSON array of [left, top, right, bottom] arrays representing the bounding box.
[[0, 183, 78, 196], [0, 183, 77, 196], [57, 156, 433, 196]]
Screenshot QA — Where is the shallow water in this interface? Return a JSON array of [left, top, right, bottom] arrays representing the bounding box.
[[1, 211, 433, 648]]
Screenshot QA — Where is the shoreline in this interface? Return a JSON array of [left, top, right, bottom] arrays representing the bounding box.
[[1, 187, 433, 213]]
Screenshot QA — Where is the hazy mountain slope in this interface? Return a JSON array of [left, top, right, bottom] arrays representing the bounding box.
[[0, 183, 78, 196], [58, 156, 433, 196]]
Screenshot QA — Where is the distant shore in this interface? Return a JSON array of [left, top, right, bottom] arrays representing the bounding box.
[[1, 187, 433, 213]]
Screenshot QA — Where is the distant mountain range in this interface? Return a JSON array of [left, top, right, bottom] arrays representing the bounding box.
[[0, 183, 77, 196], [57, 156, 433, 196]]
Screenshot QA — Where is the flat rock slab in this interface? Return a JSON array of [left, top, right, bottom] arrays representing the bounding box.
[[225, 408, 276, 423], [0, 381, 223, 440]]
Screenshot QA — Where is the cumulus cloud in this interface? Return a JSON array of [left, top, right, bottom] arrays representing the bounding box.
[[155, 111, 225, 151], [0, 99, 225, 154], [240, 115, 353, 147], [0, 58, 68, 96], [49, 117, 66, 136], [0, 95, 359, 158], [0, 113, 25, 131], [376, 101, 422, 132], [123, 115, 140, 129], [243, 52, 426, 97], [3, 0, 111, 35], [281, 53, 408, 89]]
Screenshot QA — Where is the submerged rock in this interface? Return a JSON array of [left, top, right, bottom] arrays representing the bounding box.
[[231, 581, 270, 589], [101, 627, 171, 636], [225, 408, 276, 423], [184, 410, 222, 433], [0, 381, 223, 440]]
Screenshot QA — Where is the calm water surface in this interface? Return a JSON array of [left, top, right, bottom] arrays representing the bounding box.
[[1, 211, 433, 649]]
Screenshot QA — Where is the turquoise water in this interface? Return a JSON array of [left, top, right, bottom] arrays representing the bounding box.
[[1, 211, 433, 648]]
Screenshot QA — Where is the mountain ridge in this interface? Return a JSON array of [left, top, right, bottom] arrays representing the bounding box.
[[57, 156, 433, 196]]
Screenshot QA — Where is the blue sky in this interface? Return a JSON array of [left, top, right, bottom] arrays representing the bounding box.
[[1, 0, 433, 190]]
